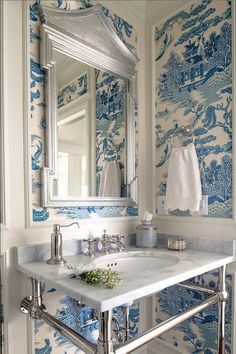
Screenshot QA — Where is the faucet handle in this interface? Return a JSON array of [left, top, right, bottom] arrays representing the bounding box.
[[83, 237, 99, 257], [83, 237, 99, 243], [99, 231, 110, 254], [101, 230, 110, 243], [113, 234, 125, 252], [113, 234, 124, 241]]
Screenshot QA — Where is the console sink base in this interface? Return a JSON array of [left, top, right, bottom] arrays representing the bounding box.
[[20, 265, 227, 354]]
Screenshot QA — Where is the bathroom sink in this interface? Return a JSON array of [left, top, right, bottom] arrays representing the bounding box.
[[91, 251, 179, 274], [16, 241, 236, 311]]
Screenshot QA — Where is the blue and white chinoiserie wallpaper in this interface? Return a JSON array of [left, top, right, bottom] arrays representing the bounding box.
[[154, 0, 232, 218], [29, 0, 138, 223], [155, 271, 233, 354], [57, 72, 89, 109], [34, 288, 140, 354]]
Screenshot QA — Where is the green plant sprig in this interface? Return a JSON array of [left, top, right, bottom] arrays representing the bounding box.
[[80, 268, 122, 289]]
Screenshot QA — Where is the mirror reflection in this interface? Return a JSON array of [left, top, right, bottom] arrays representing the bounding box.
[[53, 51, 128, 199]]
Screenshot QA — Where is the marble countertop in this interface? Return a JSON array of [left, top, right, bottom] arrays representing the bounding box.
[[16, 245, 236, 312]]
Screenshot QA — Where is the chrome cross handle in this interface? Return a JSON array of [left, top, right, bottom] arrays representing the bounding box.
[[99, 231, 125, 254], [83, 237, 99, 258], [111, 235, 125, 252]]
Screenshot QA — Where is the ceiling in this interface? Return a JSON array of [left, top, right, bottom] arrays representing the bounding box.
[[53, 51, 89, 89]]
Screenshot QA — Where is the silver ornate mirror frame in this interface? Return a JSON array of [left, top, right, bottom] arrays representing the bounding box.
[[40, 4, 139, 207]]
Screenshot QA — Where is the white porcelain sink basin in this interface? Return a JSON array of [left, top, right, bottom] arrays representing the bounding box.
[[92, 251, 179, 274]]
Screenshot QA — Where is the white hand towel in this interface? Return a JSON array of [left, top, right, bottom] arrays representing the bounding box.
[[166, 143, 202, 212], [99, 161, 121, 197]]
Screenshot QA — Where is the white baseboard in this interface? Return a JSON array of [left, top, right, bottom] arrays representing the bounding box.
[[147, 340, 183, 354]]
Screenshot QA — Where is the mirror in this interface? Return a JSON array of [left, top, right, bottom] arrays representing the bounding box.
[[54, 52, 94, 198], [53, 51, 128, 199], [40, 4, 139, 207]]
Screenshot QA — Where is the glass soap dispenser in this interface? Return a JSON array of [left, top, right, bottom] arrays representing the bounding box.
[[136, 212, 157, 248]]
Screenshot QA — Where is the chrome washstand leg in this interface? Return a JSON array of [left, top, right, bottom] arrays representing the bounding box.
[[21, 278, 96, 354], [121, 305, 130, 342], [97, 310, 114, 354], [218, 265, 228, 354], [20, 278, 45, 319]]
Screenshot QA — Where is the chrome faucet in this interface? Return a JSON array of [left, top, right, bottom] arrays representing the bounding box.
[[83, 237, 99, 258], [100, 230, 125, 254], [111, 235, 125, 252], [47, 222, 80, 265], [100, 230, 110, 255]]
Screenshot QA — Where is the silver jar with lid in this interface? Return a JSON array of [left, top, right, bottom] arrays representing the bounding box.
[[136, 221, 157, 248]]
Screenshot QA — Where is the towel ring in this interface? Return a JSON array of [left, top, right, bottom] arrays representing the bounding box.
[[170, 125, 194, 148]]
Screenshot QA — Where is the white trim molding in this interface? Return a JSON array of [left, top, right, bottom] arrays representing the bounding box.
[[0, 0, 9, 232], [0, 0, 4, 228], [232, 272, 236, 354], [0, 253, 9, 354]]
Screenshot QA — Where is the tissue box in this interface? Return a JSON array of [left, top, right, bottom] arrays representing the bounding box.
[[136, 221, 158, 248]]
